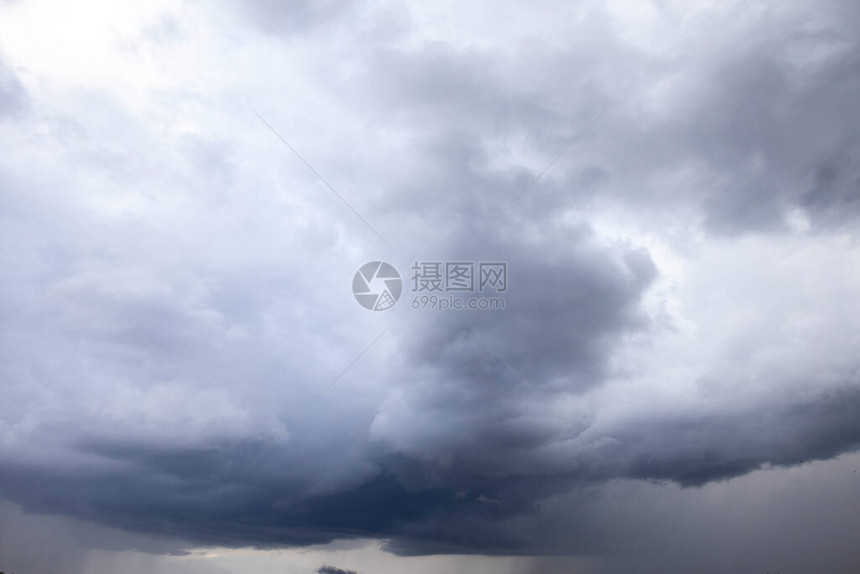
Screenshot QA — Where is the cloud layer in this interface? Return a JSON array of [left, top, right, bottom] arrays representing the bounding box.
[[1, 0, 860, 571]]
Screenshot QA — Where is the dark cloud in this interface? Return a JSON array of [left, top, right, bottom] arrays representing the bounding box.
[[801, 146, 860, 223], [317, 566, 360, 574], [1, 383, 857, 555], [2, 0, 860, 571], [598, 0, 860, 236]]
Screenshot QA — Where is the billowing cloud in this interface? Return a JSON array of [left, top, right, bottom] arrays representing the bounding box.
[[1, 0, 859, 572]]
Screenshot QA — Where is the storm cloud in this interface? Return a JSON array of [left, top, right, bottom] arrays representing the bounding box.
[[1, 0, 860, 572]]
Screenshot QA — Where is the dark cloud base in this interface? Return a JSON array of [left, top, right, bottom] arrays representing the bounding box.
[[1, 383, 858, 556]]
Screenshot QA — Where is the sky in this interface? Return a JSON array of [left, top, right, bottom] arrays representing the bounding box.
[[1, 0, 859, 573]]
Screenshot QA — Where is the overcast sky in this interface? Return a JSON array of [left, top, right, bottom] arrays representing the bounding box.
[[1, 0, 860, 573]]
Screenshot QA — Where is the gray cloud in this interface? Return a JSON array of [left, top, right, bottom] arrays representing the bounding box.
[[317, 566, 360, 574], [229, 0, 360, 35], [1, 0, 860, 572], [0, 58, 25, 117]]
